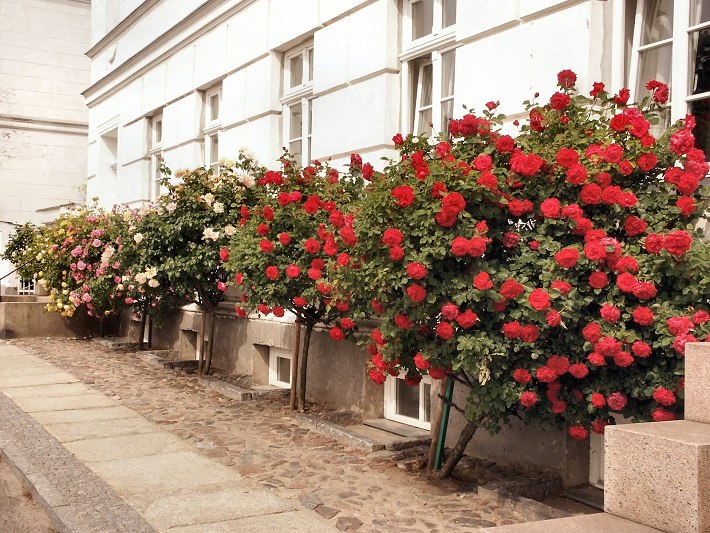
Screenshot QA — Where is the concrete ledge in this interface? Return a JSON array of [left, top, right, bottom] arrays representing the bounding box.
[[685, 343, 710, 424], [479, 512, 662, 532], [604, 420, 710, 533]]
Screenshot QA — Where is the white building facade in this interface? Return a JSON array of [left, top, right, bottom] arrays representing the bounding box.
[[84, 0, 709, 486], [0, 0, 91, 294]]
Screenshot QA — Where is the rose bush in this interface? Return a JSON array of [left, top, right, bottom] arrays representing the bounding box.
[[346, 71, 710, 476], [225, 152, 366, 409]]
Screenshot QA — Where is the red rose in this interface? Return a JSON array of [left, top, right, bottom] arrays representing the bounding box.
[[406, 283, 426, 303], [555, 247, 580, 269], [624, 216, 648, 237], [510, 153, 544, 177], [406, 262, 427, 280], [613, 351, 634, 367], [632, 341, 652, 358], [413, 353, 431, 370], [591, 419, 608, 434], [613, 256, 639, 273], [500, 279, 525, 299], [469, 236, 488, 256], [677, 173, 700, 194], [272, 306, 285, 318], [595, 336, 622, 357], [670, 128, 695, 155], [632, 306, 654, 326], [536, 366, 557, 383], [580, 183, 602, 205], [591, 393, 606, 408], [392, 133, 404, 145], [551, 280, 573, 294], [600, 185, 623, 204], [674, 333, 699, 355], [645, 233, 664, 254], [540, 198, 562, 218], [473, 154, 493, 171], [653, 387, 676, 406], [676, 196, 696, 216], [588, 271, 609, 289], [616, 272, 638, 293], [513, 368, 532, 384], [477, 172, 498, 191], [451, 236, 470, 257], [667, 316, 694, 336], [632, 281, 657, 301], [529, 240, 540, 250], [614, 88, 630, 105], [436, 322, 455, 340], [557, 69, 577, 88], [389, 246, 404, 261], [369, 369, 386, 384], [550, 91, 571, 110], [548, 355, 570, 376], [293, 296, 307, 307], [618, 160, 634, 175], [566, 164, 588, 185], [583, 241, 606, 261], [607, 391, 627, 411], [521, 324, 540, 342], [265, 266, 279, 280], [637, 152, 658, 171], [304, 238, 320, 254], [529, 289, 551, 311], [590, 81, 605, 97], [495, 135, 515, 153], [568, 426, 589, 441], [428, 367, 448, 380], [442, 192, 466, 214], [456, 309, 478, 329], [260, 239, 275, 253], [587, 352, 606, 366], [285, 264, 301, 278], [217, 281, 227, 292], [336, 253, 350, 266], [693, 310, 710, 324], [441, 303, 460, 321], [663, 230, 692, 257], [503, 321, 523, 339], [600, 304, 621, 323], [603, 144, 623, 163], [473, 272, 493, 290], [555, 148, 579, 168], [383, 228, 404, 246], [568, 363, 589, 379], [563, 204, 584, 219], [620, 191, 638, 207], [307, 268, 322, 280], [520, 391, 538, 408], [391, 186, 415, 207], [652, 407, 677, 422], [583, 322, 602, 342], [507, 199, 535, 216], [394, 314, 413, 329], [219, 247, 230, 262]]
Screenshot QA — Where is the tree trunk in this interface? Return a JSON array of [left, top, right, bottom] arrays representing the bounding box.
[[204, 310, 216, 375], [99, 317, 104, 338], [138, 310, 147, 351], [297, 321, 314, 411], [197, 310, 207, 375], [432, 418, 480, 479], [290, 317, 302, 411], [427, 380, 447, 473], [147, 315, 153, 349]]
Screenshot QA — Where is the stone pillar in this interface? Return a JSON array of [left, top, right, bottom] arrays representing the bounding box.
[[604, 342, 710, 533]]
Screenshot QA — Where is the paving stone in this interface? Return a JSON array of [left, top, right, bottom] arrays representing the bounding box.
[[12, 392, 115, 412], [43, 416, 158, 442], [336, 515, 364, 531], [0, 372, 79, 388], [63, 431, 187, 462], [1, 382, 90, 399], [316, 505, 341, 519], [30, 405, 137, 425], [168, 510, 338, 532]]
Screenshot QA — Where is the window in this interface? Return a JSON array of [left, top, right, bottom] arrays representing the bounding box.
[[629, 0, 710, 153], [203, 86, 222, 173], [19, 279, 35, 296], [384, 373, 432, 430], [149, 114, 163, 202], [268, 347, 292, 388], [402, 1, 456, 136], [99, 128, 118, 180], [282, 43, 314, 165]]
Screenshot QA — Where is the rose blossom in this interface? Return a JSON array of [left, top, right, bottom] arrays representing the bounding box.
[[652, 408, 677, 421], [406, 262, 427, 280], [473, 272, 493, 290], [520, 391, 538, 408], [513, 368, 532, 384], [406, 283, 426, 302], [568, 426, 589, 441], [555, 248, 580, 268], [607, 392, 627, 411], [653, 388, 676, 406], [528, 289, 551, 311], [632, 306, 655, 326], [456, 310, 478, 328]]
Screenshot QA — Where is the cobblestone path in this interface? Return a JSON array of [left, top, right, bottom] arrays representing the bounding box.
[[10, 338, 542, 532]]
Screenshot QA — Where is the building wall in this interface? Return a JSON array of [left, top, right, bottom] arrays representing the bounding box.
[[0, 0, 91, 293]]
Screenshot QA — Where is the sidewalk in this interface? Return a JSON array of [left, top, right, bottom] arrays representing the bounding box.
[[0, 337, 565, 532], [0, 341, 336, 532]]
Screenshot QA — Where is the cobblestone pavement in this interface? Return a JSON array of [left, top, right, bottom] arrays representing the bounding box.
[[9, 338, 555, 532]]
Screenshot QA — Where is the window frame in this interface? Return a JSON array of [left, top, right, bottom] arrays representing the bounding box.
[[203, 86, 222, 173], [149, 113, 163, 202], [282, 43, 314, 166], [268, 346, 293, 389], [403, 0, 457, 50], [384, 372, 433, 430]]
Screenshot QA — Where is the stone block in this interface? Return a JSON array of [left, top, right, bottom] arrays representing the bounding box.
[[604, 420, 710, 533], [479, 513, 662, 532], [685, 342, 710, 424]]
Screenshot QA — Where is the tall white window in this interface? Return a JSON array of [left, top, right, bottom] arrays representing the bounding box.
[[282, 43, 313, 165], [203, 86, 222, 173], [269, 347, 292, 388], [384, 373, 432, 430], [150, 114, 163, 202], [629, 0, 710, 153], [402, 0, 457, 136]]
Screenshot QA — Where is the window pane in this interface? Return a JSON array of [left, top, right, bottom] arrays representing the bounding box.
[[209, 135, 218, 165], [636, 44, 672, 96], [690, 0, 710, 26], [441, 50, 455, 98], [690, 28, 710, 95], [417, 107, 432, 135], [396, 378, 420, 419], [420, 63, 433, 106], [209, 94, 219, 121], [290, 54, 303, 87], [690, 97, 710, 156], [276, 356, 291, 384], [154, 120, 162, 144], [290, 103, 302, 139], [441, 99, 454, 132], [412, 0, 433, 40], [308, 48, 314, 81], [641, 0, 673, 45], [423, 382, 431, 422], [289, 140, 302, 161], [443, 0, 456, 27]]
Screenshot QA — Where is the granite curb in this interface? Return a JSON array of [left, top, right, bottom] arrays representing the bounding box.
[[0, 392, 155, 533]]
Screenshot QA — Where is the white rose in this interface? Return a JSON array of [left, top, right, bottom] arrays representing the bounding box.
[[223, 224, 236, 237], [145, 267, 157, 279], [166, 202, 177, 213], [148, 278, 160, 288], [134, 273, 147, 284], [213, 201, 224, 213], [202, 227, 220, 241], [133, 233, 144, 244]]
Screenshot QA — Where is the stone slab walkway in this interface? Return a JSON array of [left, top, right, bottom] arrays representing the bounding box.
[[1, 338, 588, 532]]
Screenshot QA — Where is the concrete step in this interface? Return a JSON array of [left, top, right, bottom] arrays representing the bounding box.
[[480, 512, 662, 532]]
